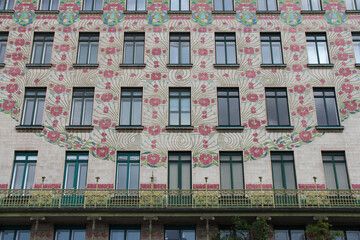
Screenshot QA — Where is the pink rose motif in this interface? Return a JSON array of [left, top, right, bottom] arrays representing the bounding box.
[[198, 27, 207, 33], [152, 48, 161, 55], [9, 68, 21, 77], [345, 100, 357, 111], [339, 68, 351, 77], [245, 70, 256, 78], [292, 65, 302, 72], [198, 98, 210, 107], [294, 85, 306, 94], [11, 53, 23, 61], [335, 39, 345, 46], [198, 49, 208, 56], [6, 84, 18, 93], [101, 93, 113, 102], [149, 98, 161, 107], [250, 147, 263, 158], [106, 47, 115, 54], [341, 83, 354, 93], [337, 53, 348, 61], [3, 101, 15, 111], [104, 70, 114, 78], [99, 119, 111, 129], [151, 73, 161, 80], [199, 125, 211, 136], [290, 45, 300, 52], [199, 154, 212, 166], [244, 47, 254, 54], [147, 154, 160, 165], [50, 106, 63, 116], [96, 146, 109, 158], [47, 131, 60, 141], [247, 94, 258, 102], [299, 131, 312, 142], [198, 73, 208, 81], [148, 126, 161, 136], [153, 27, 162, 33], [297, 106, 309, 117], [248, 119, 261, 129], [60, 45, 70, 51], [244, 27, 252, 33], [53, 84, 65, 94], [57, 64, 67, 72], [15, 39, 25, 46]]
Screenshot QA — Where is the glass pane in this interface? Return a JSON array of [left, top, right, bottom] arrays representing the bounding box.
[[94, 0, 102, 10], [268, 0, 277, 10], [307, 42, 318, 64], [182, 163, 191, 189], [284, 162, 296, 189], [7, 0, 15, 9], [134, 42, 144, 64], [169, 162, 178, 189], [170, 0, 179, 10], [79, 154, 88, 161], [325, 98, 339, 126], [117, 163, 128, 189], [346, 231, 360, 240], [77, 163, 88, 189], [229, 97, 240, 125], [278, 98, 290, 126], [214, 0, 223, 11], [170, 41, 179, 64], [137, 0, 146, 10], [181, 112, 190, 125], [356, 0, 360, 9], [311, 0, 321, 10], [314, 98, 327, 126], [335, 163, 349, 189], [224, 0, 233, 10], [324, 163, 336, 189], [78, 42, 88, 64], [226, 41, 236, 64], [216, 41, 225, 64], [266, 97, 278, 125], [2, 231, 15, 240], [232, 162, 244, 189], [89, 42, 98, 64], [290, 231, 305, 240], [0, 42, 6, 63], [124, 42, 134, 64], [272, 41, 282, 64], [353, 42, 360, 63], [317, 42, 329, 64], [127, 0, 135, 10], [52, 0, 59, 9], [12, 163, 25, 189], [83, 0, 93, 10], [273, 162, 283, 189], [275, 230, 289, 240], [0, 0, 6, 9], [129, 163, 139, 189], [40, 0, 50, 10], [181, 0, 189, 10], [56, 230, 70, 240], [302, 0, 310, 9], [110, 230, 125, 240], [65, 163, 76, 189], [258, 0, 266, 10], [127, 230, 141, 240], [32, 42, 44, 64], [72, 230, 86, 240], [17, 230, 31, 240], [182, 230, 196, 240], [170, 112, 179, 125], [131, 98, 142, 125], [346, 0, 354, 9], [218, 97, 228, 125], [120, 98, 131, 125], [34, 98, 45, 125], [221, 162, 231, 189], [25, 163, 36, 189], [166, 230, 179, 240], [83, 98, 93, 125], [261, 42, 272, 64], [180, 41, 190, 64], [22, 98, 35, 125]]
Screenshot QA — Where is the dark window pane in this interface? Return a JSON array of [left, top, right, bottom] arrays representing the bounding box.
[[266, 97, 278, 125], [325, 97, 339, 125], [314, 97, 327, 125], [218, 97, 229, 125], [216, 41, 225, 64], [229, 97, 240, 125], [278, 98, 290, 126]]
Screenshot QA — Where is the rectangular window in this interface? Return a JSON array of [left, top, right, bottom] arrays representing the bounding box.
[[82, 0, 102, 10], [334, 230, 360, 240], [21, 88, 46, 126], [165, 227, 195, 240], [306, 33, 330, 64], [261, 33, 283, 65], [168, 152, 191, 190], [64, 152, 88, 189], [30, 32, 54, 65], [110, 226, 141, 240], [353, 33, 360, 64], [0, 32, 8, 64], [346, 0, 360, 10], [258, 0, 278, 11], [126, 0, 146, 11], [70, 88, 94, 126], [322, 152, 349, 189], [76, 33, 99, 64], [170, 0, 189, 11], [119, 88, 143, 126], [271, 152, 296, 189], [302, 0, 322, 10], [265, 88, 291, 127], [169, 33, 190, 65], [214, 0, 233, 11], [116, 152, 140, 190], [11, 152, 37, 189], [313, 88, 340, 127], [169, 88, 191, 126], [38, 0, 59, 10], [123, 33, 145, 65], [0, 0, 15, 10], [220, 152, 244, 189], [215, 33, 237, 65], [274, 230, 305, 240], [217, 88, 241, 126], [0, 229, 31, 240], [55, 228, 86, 240]]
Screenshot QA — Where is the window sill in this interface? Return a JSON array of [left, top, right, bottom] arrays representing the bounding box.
[[216, 126, 244, 131], [119, 63, 146, 68], [300, 10, 325, 14], [261, 63, 287, 68], [167, 10, 192, 14], [79, 10, 103, 14], [355, 63, 360, 68], [34, 10, 60, 14], [315, 126, 344, 131], [73, 63, 99, 69], [256, 10, 281, 14], [0, 63, 5, 68], [212, 10, 236, 14], [65, 125, 94, 131], [266, 126, 294, 130], [123, 10, 148, 14], [346, 10, 360, 13], [166, 126, 194, 131], [0, 10, 15, 13], [166, 64, 193, 68], [16, 125, 44, 131], [115, 125, 144, 131], [213, 64, 240, 68], [26, 63, 52, 68], [307, 63, 334, 68]]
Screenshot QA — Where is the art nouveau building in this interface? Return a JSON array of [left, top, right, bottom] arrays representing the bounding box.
[[0, 0, 360, 238]]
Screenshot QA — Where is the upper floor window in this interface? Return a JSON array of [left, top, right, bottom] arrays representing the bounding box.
[[116, 152, 140, 189], [322, 152, 349, 190], [38, 0, 59, 10], [214, 0, 233, 11], [83, 0, 102, 10], [126, 0, 146, 11], [165, 227, 196, 240], [31, 32, 54, 65], [274, 230, 305, 240], [0, 0, 15, 10], [217, 88, 241, 127], [110, 227, 141, 240], [313, 88, 340, 127], [0, 32, 8, 64], [168, 152, 191, 190], [119, 88, 142, 126], [215, 33, 237, 65], [352, 33, 360, 64], [302, 0, 322, 10], [220, 152, 244, 189], [258, 0, 278, 11], [306, 33, 330, 65], [70, 88, 94, 126], [170, 0, 189, 11], [265, 88, 290, 127], [346, 0, 360, 10], [21, 88, 46, 126], [169, 88, 191, 126], [169, 33, 190, 65], [261, 33, 283, 65], [64, 152, 88, 189], [123, 33, 145, 65], [0, 229, 31, 240], [55, 228, 86, 240], [11, 152, 37, 189], [76, 33, 99, 65], [271, 152, 296, 189]]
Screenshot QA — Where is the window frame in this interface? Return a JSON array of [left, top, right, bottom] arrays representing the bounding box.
[[168, 152, 192, 190], [313, 87, 341, 127], [69, 88, 94, 126], [271, 152, 297, 190], [306, 33, 331, 65], [168, 88, 191, 127], [217, 88, 242, 127], [265, 88, 291, 127], [126, 0, 146, 11], [82, 0, 102, 10], [30, 32, 54, 65], [0, 32, 8, 64], [352, 33, 360, 64], [20, 88, 46, 126], [215, 33, 238, 65], [10, 151, 37, 190], [273, 228, 306, 240], [0, 0, 15, 10], [164, 226, 196, 240], [322, 151, 350, 190], [115, 152, 140, 190], [76, 32, 99, 65], [0, 227, 32, 240], [122, 32, 145, 65], [220, 152, 244, 190], [38, 0, 59, 10], [169, 32, 191, 65], [54, 226, 86, 240], [260, 33, 284, 65], [119, 87, 143, 126], [302, 0, 322, 10], [257, 0, 278, 11], [109, 225, 141, 240], [170, 0, 190, 11], [213, 0, 234, 11], [63, 152, 88, 189]]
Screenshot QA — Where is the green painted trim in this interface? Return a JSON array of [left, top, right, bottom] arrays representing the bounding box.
[[115, 152, 140, 189], [63, 152, 88, 189], [10, 151, 37, 189]]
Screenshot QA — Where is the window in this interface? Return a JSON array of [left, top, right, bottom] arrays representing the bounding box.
[[119, 88, 142, 126], [353, 33, 360, 64], [55, 228, 86, 240], [169, 88, 191, 126], [82, 0, 102, 10], [346, 0, 360, 10], [215, 33, 237, 65], [214, 0, 233, 11], [271, 152, 296, 189], [0, 0, 15, 10], [116, 152, 140, 189], [217, 88, 241, 127], [110, 226, 141, 240], [123, 33, 145, 65], [20, 88, 46, 126], [63, 152, 88, 189], [11, 152, 37, 189], [265, 88, 291, 127], [126, 0, 146, 11], [220, 152, 244, 189], [306, 33, 330, 65], [70, 88, 94, 126], [169, 33, 190, 65], [258, 0, 278, 11], [38, 0, 59, 10], [274, 230, 305, 240], [0, 229, 31, 240], [30, 33, 54, 65], [165, 227, 195, 240], [170, 0, 189, 11], [76, 33, 99, 64], [168, 152, 191, 190], [334, 230, 360, 240], [313, 88, 340, 127], [302, 0, 322, 10], [322, 152, 349, 189], [261, 33, 284, 65], [0, 32, 8, 64]]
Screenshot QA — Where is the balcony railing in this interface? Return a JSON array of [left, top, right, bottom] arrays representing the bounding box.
[[0, 188, 359, 209]]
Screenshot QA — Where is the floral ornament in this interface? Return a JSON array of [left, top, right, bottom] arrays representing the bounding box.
[[102, 0, 125, 26], [193, 152, 218, 168], [339, 99, 360, 120], [86, 231, 108, 240], [13, 1, 36, 26], [243, 145, 268, 161], [30, 231, 53, 240], [147, 0, 169, 26], [323, 1, 347, 26], [191, 0, 213, 26], [141, 152, 167, 167], [280, 4, 302, 26], [57, 2, 81, 26], [235, 3, 258, 26], [0, 99, 20, 121]]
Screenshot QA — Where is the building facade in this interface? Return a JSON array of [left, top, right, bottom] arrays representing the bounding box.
[[0, 0, 360, 238]]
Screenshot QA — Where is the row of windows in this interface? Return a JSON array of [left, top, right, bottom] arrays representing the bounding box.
[[20, 87, 340, 129], [10, 150, 350, 191]]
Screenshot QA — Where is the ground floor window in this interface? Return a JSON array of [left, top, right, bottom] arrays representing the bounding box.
[[165, 226, 195, 240], [110, 226, 141, 240], [55, 227, 86, 240], [0, 229, 30, 240], [335, 230, 360, 240], [274, 229, 305, 240]]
